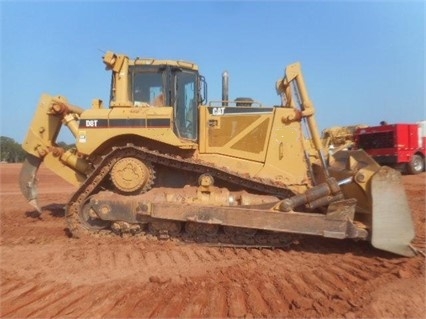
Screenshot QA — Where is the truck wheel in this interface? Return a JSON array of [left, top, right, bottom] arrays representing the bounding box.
[[407, 154, 424, 174]]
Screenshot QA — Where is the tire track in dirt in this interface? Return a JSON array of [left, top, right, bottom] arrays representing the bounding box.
[[1, 283, 74, 318], [179, 285, 210, 317], [256, 279, 289, 317], [105, 284, 163, 318], [1, 242, 424, 318], [9, 286, 76, 318], [61, 286, 130, 318], [1, 242, 258, 286], [22, 286, 76, 318], [0, 280, 25, 299], [244, 281, 270, 317]]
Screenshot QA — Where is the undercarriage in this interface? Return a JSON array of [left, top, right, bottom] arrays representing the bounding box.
[[61, 145, 367, 249]]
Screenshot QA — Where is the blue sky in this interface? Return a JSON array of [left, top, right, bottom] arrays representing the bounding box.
[[1, 1, 424, 143]]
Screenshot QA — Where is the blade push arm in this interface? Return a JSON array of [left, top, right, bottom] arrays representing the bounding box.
[[276, 63, 329, 179]]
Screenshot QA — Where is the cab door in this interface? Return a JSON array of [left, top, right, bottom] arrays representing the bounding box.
[[174, 70, 198, 140]]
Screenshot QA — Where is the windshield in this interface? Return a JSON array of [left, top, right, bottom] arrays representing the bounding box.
[[128, 65, 199, 141], [131, 67, 165, 106]]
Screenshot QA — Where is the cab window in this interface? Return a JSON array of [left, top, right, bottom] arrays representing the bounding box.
[[132, 68, 165, 106]]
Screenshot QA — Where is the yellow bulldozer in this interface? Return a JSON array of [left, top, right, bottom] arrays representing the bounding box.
[[322, 124, 369, 153], [20, 51, 415, 256]]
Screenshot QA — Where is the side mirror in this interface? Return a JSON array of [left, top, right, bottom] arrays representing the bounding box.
[[199, 75, 207, 104]]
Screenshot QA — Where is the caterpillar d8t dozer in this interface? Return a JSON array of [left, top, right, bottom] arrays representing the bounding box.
[[20, 51, 415, 256]]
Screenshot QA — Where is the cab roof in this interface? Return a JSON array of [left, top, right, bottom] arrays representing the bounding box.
[[130, 57, 199, 71]]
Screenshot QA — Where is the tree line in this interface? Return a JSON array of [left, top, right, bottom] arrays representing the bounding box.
[[0, 136, 74, 163]]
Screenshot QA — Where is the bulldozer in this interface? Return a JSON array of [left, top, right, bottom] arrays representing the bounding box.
[[19, 51, 415, 256], [322, 124, 369, 153]]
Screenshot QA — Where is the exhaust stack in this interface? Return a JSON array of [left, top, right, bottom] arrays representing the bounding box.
[[222, 71, 229, 106]]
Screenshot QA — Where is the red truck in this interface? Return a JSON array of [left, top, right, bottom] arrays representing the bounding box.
[[355, 122, 426, 175]]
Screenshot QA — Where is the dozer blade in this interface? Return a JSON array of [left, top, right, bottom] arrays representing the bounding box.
[[19, 153, 42, 214], [371, 166, 415, 257]]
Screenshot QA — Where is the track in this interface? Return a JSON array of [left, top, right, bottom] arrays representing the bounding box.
[[1, 164, 425, 318], [66, 144, 295, 240]]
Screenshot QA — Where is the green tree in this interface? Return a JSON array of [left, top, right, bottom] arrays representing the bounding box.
[[57, 141, 76, 151], [0, 136, 76, 163], [0, 136, 26, 163]]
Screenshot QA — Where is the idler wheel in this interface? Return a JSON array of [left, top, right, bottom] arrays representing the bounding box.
[[79, 196, 111, 230], [110, 157, 153, 193]]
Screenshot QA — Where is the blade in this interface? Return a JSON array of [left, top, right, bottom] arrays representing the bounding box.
[[371, 166, 415, 257], [19, 153, 42, 213]]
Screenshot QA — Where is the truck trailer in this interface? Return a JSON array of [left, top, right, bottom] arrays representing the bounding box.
[[355, 122, 426, 175]]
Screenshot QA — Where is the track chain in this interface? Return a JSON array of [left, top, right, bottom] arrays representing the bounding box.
[[66, 145, 297, 245]]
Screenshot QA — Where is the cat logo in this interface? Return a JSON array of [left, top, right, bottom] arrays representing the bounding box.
[[212, 107, 225, 116]]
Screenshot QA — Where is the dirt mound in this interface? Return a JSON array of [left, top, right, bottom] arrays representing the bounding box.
[[1, 163, 425, 318]]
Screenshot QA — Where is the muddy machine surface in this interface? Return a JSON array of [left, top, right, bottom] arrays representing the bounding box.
[[20, 52, 415, 256]]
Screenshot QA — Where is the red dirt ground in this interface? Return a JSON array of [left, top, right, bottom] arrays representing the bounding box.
[[1, 163, 425, 318]]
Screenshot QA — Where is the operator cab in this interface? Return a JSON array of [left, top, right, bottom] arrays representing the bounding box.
[[128, 64, 205, 141]]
